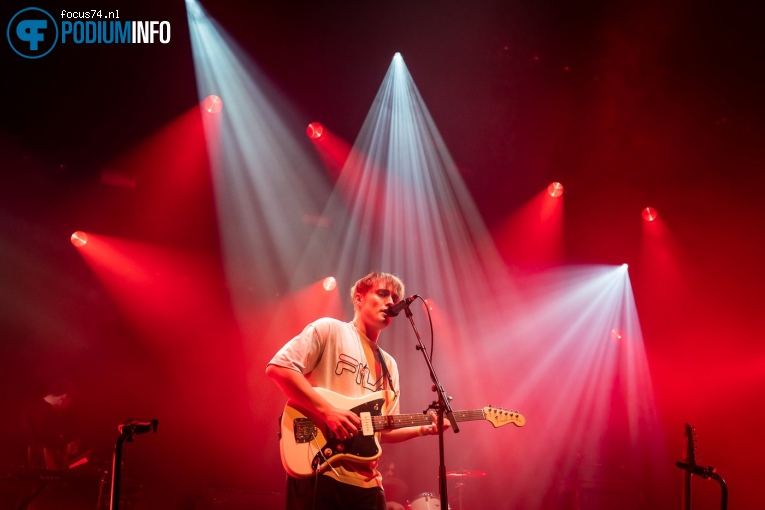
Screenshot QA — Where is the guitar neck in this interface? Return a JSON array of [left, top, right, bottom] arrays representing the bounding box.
[[373, 410, 486, 431]]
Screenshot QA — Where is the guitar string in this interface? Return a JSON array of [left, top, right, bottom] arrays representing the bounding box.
[[370, 410, 487, 430], [369, 409, 521, 430]]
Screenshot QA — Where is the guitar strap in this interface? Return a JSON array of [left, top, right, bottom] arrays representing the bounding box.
[[376, 348, 396, 395]]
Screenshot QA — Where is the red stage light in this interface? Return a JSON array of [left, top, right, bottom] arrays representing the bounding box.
[[306, 122, 324, 140], [202, 95, 223, 114], [547, 182, 564, 198], [642, 207, 659, 222], [322, 276, 337, 291], [71, 231, 88, 247], [610, 328, 624, 341]]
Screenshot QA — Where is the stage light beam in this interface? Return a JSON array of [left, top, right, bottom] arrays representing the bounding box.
[[202, 94, 223, 114], [642, 206, 659, 222], [187, 2, 335, 307], [306, 122, 324, 140], [322, 276, 337, 291], [547, 182, 564, 198], [71, 231, 88, 247]]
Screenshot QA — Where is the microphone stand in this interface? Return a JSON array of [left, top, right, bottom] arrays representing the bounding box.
[[110, 419, 158, 510], [401, 302, 459, 510], [676, 461, 728, 510]]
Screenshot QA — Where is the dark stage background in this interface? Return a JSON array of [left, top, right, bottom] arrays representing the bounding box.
[[2, 1, 764, 509]]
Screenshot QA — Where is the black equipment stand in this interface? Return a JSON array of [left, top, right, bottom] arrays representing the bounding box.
[[15, 476, 50, 510], [110, 419, 158, 510], [676, 461, 728, 510], [400, 298, 459, 510]]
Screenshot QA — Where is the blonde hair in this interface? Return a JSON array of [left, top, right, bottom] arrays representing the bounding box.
[[350, 272, 405, 303]]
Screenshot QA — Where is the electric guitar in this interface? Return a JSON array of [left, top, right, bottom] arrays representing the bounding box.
[[279, 387, 525, 478]]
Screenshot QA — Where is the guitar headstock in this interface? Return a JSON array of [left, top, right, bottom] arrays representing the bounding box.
[[684, 423, 699, 465], [483, 406, 525, 428]]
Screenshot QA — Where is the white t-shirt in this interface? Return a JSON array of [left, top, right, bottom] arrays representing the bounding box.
[[269, 317, 400, 488]]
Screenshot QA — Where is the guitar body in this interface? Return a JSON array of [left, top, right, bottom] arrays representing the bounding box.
[[279, 388, 394, 478]]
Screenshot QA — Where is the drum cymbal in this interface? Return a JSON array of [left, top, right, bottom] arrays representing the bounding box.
[[446, 470, 486, 478]]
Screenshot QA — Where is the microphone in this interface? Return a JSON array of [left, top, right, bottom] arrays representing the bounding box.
[[384, 295, 418, 317], [118, 418, 159, 436]]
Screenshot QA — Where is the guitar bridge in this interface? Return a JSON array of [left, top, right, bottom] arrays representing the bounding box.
[[293, 418, 318, 444]]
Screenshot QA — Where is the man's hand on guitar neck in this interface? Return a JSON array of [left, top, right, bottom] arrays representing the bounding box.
[[423, 410, 452, 436], [380, 410, 453, 444]]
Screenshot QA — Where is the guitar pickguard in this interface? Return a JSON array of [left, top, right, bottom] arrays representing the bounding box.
[[307, 396, 386, 472]]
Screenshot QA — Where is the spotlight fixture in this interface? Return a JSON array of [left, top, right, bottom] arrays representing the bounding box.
[[306, 122, 324, 140], [71, 231, 88, 247], [322, 276, 337, 291], [547, 182, 564, 198], [202, 95, 223, 114], [641, 207, 658, 222]]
